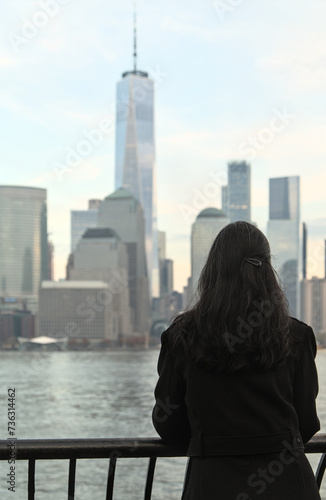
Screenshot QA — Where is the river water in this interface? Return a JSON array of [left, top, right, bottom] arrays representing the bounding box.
[[0, 348, 325, 499]]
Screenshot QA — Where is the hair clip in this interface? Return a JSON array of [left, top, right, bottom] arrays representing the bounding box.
[[246, 258, 262, 267]]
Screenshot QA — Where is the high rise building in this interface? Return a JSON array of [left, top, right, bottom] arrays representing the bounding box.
[[0, 186, 48, 312], [114, 13, 158, 297], [47, 239, 54, 280], [158, 231, 173, 296], [70, 199, 101, 252], [223, 161, 251, 222], [301, 277, 326, 344], [267, 176, 301, 316], [302, 222, 307, 280], [69, 228, 132, 337], [97, 187, 150, 336], [191, 208, 230, 298], [221, 185, 228, 216]]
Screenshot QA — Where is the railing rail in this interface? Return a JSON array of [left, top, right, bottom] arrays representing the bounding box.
[[1, 435, 325, 499]]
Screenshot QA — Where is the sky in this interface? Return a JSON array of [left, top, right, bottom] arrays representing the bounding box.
[[1, 0, 326, 292]]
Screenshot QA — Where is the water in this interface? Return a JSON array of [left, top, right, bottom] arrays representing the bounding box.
[[0, 348, 325, 499]]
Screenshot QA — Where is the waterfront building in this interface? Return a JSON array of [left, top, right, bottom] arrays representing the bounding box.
[[47, 239, 54, 280], [151, 230, 175, 324], [183, 277, 192, 310], [159, 259, 173, 297], [97, 188, 150, 336], [70, 199, 101, 252], [0, 186, 48, 312], [38, 281, 118, 343], [301, 277, 326, 344], [223, 161, 251, 222], [158, 231, 173, 297], [267, 176, 301, 316], [191, 208, 230, 298], [222, 185, 228, 216], [69, 228, 132, 337], [114, 26, 158, 297], [302, 222, 307, 280], [0, 309, 35, 346]]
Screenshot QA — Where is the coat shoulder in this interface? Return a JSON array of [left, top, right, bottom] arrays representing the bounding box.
[[289, 317, 314, 339], [289, 317, 317, 359]]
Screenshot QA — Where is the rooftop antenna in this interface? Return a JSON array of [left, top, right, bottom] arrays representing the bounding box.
[[122, 2, 148, 78], [133, 1, 137, 72]]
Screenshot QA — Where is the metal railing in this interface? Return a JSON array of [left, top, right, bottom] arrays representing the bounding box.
[[0, 435, 325, 499]]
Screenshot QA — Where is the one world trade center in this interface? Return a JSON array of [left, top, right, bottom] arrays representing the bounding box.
[[114, 12, 158, 297]]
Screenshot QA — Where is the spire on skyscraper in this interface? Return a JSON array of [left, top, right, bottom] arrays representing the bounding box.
[[122, 2, 148, 78], [133, 1, 137, 72]]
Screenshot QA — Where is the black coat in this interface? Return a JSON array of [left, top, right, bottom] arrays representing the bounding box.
[[152, 318, 321, 500]]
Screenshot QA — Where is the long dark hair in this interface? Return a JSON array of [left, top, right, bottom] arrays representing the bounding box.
[[170, 221, 293, 373]]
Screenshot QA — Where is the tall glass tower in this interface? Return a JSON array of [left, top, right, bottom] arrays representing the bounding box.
[[114, 12, 158, 297], [267, 176, 301, 316], [70, 200, 100, 252], [0, 186, 48, 312], [223, 161, 251, 222], [191, 208, 230, 300]]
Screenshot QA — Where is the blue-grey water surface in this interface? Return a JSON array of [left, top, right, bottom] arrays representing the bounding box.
[[0, 348, 325, 499]]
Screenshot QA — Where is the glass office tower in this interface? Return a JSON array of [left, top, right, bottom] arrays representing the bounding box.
[[115, 69, 158, 297], [0, 186, 48, 311], [267, 176, 301, 316], [71, 208, 99, 252], [224, 161, 251, 222], [191, 208, 230, 299]]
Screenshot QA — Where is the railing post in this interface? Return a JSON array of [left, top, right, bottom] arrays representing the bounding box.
[[68, 458, 76, 499], [316, 452, 326, 490], [28, 459, 35, 500], [144, 456, 157, 500], [106, 457, 117, 500]]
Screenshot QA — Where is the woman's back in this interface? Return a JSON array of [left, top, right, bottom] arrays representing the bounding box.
[[152, 222, 321, 499]]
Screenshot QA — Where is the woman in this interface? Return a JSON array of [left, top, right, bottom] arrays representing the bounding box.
[[152, 221, 320, 499]]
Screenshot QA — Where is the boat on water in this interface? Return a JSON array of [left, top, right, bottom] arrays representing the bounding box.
[[17, 335, 68, 351]]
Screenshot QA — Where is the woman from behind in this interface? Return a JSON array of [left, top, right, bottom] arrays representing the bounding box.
[[152, 221, 320, 499]]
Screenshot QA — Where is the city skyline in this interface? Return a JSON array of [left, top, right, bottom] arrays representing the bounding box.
[[1, 0, 326, 291]]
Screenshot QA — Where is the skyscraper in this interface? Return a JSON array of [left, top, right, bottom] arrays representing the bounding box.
[[0, 186, 48, 312], [267, 176, 301, 316], [191, 208, 230, 299], [97, 187, 150, 336], [223, 161, 251, 222], [68, 228, 132, 338], [301, 277, 326, 344], [70, 199, 101, 252], [302, 222, 307, 280], [158, 231, 173, 296], [114, 12, 158, 297]]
